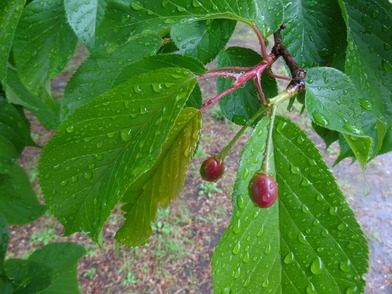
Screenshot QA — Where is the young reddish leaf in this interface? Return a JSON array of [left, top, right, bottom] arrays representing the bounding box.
[[212, 116, 368, 293], [40, 68, 196, 242], [116, 108, 202, 246]]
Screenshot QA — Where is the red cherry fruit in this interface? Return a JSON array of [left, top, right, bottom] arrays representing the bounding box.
[[248, 172, 278, 208], [200, 156, 224, 182]]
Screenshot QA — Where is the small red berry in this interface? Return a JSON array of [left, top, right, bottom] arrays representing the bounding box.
[[200, 156, 224, 182], [248, 172, 278, 208]]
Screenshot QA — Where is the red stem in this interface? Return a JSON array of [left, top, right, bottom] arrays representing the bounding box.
[[207, 66, 253, 73], [253, 73, 266, 105], [197, 72, 240, 80], [250, 23, 269, 60], [200, 84, 242, 112]]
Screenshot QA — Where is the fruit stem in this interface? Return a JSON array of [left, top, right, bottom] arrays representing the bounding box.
[[266, 80, 305, 106], [217, 105, 267, 160], [262, 104, 277, 175]]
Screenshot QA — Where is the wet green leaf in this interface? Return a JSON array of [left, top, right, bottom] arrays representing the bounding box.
[[64, 0, 107, 49], [0, 0, 25, 82], [6, 67, 59, 129], [338, 0, 392, 156], [4, 243, 85, 294], [217, 47, 277, 125], [0, 163, 46, 225], [281, 0, 346, 67], [40, 68, 196, 242], [0, 99, 29, 173], [116, 108, 202, 246], [13, 0, 77, 90], [213, 116, 368, 293], [97, 0, 283, 50], [0, 214, 8, 270], [172, 19, 236, 64], [305, 67, 372, 167], [61, 32, 162, 119]]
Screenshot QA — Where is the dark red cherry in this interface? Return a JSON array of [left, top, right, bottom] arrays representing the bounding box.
[[248, 172, 278, 208], [200, 156, 224, 182]]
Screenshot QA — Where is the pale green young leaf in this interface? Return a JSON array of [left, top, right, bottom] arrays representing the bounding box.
[[213, 116, 368, 293], [40, 68, 196, 242], [64, 0, 107, 49], [0, 0, 25, 82], [116, 108, 202, 246]]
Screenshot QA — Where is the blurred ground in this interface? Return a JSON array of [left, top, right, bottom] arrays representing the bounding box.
[[6, 23, 392, 293]]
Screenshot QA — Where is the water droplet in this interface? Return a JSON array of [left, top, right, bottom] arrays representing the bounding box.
[[264, 244, 271, 254], [221, 288, 231, 294], [312, 111, 329, 126], [321, 228, 330, 238], [130, 1, 144, 10], [343, 123, 362, 135], [346, 286, 358, 294], [290, 164, 300, 174], [329, 207, 338, 215], [84, 171, 93, 179], [262, 279, 270, 288], [340, 259, 351, 272], [298, 233, 308, 244], [310, 257, 323, 274], [233, 220, 241, 234], [232, 242, 241, 255], [60, 180, 68, 186], [302, 204, 310, 214], [120, 129, 132, 141], [306, 283, 316, 294], [284, 252, 295, 264], [107, 131, 116, 138], [257, 224, 264, 237], [66, 125, 75, 133], [71, 175, 78, 182], [338, 223, 347, 231], [301, 178, 311, 187]]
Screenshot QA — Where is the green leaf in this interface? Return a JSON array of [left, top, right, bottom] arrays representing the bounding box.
[[61, 32, 162, 119], [64, 0, 107, 49], [212, 116, 368, 293], [40, 265, 79, 294], [305, 67, 372, 167], [4, 242, 85, 294], [116, 108, 201, 246], [40, 68, 196, 242], [0, 99, 29, 173], [172, 19, 236, 64], [338, 0, 392, 156], [114, 54, 206, 86], [0, 0, 25, 82], [6, 67, 59, 129], [0, 214, 8, 270], [281, 0, 346, 67], [97, 0, 283, 50], [0, 163, 46, 225], [217, 47, 277, 125], [13, 0, 77, 89], [0, 276, 13, 294], [312, 123, 339, 149]]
